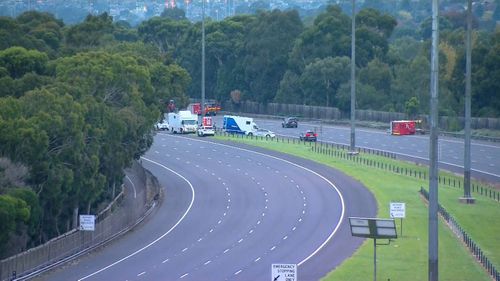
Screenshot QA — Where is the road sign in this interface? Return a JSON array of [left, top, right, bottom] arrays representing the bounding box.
[[389, 202, 406, 218], [79, 215, 95, 231], [272, 264, 297, 281]]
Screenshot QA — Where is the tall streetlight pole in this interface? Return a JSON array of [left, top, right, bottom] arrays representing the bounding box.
[[428, 0, 440, 279], [462, 0, 474, 204], [201, 0, 206, 117], [350, 0, 356, 153]]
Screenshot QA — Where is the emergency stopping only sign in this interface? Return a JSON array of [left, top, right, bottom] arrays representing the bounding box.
[[272, 264, 297, 281], [79, 215, 95, 231], [389, 202, 406, 218]]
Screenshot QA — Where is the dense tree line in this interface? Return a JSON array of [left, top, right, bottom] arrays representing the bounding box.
[[1, 3, 499, 257], [0, 12, 190, 257]]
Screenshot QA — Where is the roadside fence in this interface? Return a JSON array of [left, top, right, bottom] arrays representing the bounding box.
[[0, 161, 161, 281], [219, 132, 500, 203], [420, 187, 500, 281]]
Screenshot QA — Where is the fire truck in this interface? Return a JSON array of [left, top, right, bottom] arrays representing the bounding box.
[[390, 120, 425, 135], [188, 102, 221, 116]]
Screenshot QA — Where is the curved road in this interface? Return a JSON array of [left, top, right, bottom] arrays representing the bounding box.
[[37, 133, 376, 281], [226, 116, 500, 183]]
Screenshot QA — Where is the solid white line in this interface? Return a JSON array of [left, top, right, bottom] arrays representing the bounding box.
[[77, 157, 195, 281], [125, 175, 137, 199]]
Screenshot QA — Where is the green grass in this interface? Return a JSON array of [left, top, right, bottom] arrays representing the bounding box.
[[216, 135, 499, 281]]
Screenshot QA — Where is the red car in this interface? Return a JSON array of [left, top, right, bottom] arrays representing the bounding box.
[[299, 130, 317, 142]]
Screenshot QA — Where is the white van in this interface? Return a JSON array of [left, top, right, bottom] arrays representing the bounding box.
[[168, 110, 198, 134]]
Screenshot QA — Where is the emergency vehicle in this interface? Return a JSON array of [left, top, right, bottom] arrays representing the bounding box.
[[168, 110, 198, 134], [197, 116, 215, 137], [222, 115, 259, 135], [390, 120, 425, 135]]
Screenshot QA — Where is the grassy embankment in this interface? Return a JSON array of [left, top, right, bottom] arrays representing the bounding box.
[[216, 135, 499, 281]]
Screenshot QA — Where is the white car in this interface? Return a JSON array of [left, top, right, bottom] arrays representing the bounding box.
[[155, 121, 169, 130], [254, 129, 276, 138], [197, 125, 215, 137]]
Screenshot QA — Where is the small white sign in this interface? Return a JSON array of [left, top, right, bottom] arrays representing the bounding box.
[[272, 264, 297, 281], [390, 202, 406, 218], [79, 215, 95, 231]]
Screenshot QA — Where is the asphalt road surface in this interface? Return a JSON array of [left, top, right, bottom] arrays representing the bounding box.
[[37, 133, 376, 281], [211, 115, 499, 183]]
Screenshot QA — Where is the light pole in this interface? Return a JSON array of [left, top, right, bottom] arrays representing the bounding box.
[[461, 0, 475, 204], [201, 0, 206, 117], [349, 0, 356, 153], [428, 0, 440, 279]]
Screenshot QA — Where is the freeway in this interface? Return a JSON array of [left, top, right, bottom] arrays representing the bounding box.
[[214, 116, 500, 183], [36, 133, 376, 281]]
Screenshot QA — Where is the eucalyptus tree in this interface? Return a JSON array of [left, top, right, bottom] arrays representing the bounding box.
[[239, 9, 303, 103]]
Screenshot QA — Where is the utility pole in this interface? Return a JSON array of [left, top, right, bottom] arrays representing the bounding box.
[[461, 0, 475, 204], [350, 0, 356, 153], [201, 0, 206, 117], [429, 0, 440, 279]]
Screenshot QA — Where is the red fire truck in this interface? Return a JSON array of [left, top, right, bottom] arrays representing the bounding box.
[[390, 120, 425, 135]]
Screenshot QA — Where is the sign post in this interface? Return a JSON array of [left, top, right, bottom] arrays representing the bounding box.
[[79, 215, 95, 231], [349, 217, 398, 281], [271, 264, 297, 281], [389, 202, 406, 237]]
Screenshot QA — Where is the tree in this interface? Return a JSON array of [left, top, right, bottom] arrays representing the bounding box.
[[299, 56, 350, 106], [240, 9, 303, 103], [64, 13, 115, 51], [161, 7, 187, 20], [0, 47, 48, 79], [138, 17, 192, 56]]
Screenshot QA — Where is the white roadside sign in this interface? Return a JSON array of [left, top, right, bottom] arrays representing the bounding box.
[[79, 215, 95, 231], [272, 264, 297, 281], [390, 202, 406, 218]]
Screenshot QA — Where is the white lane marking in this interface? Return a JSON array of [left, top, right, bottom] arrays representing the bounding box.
[[257, 220, 261, 225], [223, 249, 229, 254], [210, 229, 214, 233], [125, 175, 137, 199], [161, 135, 347, 268], [198, 238, 203, 242], [254, 257, 261, 262], [292, 226, 296, 231], [182, 247, 188, 252], [180, 273, 189, 279], [77, 157, 195, 281], [283, 236, 288, 240], [137, 272, 146, 277], [270, 246, 276, 251], [218, 220, 222, 224], [238, 238, 244, 243], [249, 229, 254, 234], [162, 258, 169, 263], [204, 260, 211, 265], [235, 270, 242, 275]]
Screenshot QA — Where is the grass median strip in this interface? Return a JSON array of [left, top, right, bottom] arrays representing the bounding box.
[[216, 135, 497, 281]]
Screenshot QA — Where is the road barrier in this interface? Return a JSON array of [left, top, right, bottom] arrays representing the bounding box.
[[220, 132, 500, 280], [420, 188, 500, 281], [219, 132, 500, 203], [0, 161, 162, 281]]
